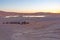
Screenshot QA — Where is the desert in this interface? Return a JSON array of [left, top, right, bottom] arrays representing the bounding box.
[[0, 11, 60, 40]]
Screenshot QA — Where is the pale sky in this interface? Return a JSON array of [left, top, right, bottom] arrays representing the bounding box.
[[0, 0, 60, 13]]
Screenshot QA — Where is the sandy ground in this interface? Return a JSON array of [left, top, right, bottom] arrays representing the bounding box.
[[0, 20, 60, 40], [0, 15, 60, 40]]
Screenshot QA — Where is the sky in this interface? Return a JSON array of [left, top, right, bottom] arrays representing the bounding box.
[[0, 0, 60, 13]]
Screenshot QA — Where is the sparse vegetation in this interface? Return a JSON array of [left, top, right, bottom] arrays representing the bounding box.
[[3, 21, 29, 25]]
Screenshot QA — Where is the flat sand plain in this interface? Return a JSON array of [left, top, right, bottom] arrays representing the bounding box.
[[0, 15, 60, 40]]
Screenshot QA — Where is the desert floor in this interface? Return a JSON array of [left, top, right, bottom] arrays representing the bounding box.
[[0, 15, 60, 40]]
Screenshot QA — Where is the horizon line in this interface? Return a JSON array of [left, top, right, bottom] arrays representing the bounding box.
[[0, 10, 60, 14]]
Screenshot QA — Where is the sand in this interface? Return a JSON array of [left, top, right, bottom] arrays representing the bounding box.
[[0, 15, 60, 40]]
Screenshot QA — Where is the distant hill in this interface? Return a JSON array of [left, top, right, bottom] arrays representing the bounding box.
[[0, 11, 60, 16], [0, 11, 20, 16]]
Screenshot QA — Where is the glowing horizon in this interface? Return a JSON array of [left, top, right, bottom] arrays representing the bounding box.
[[0, 0, 60, 13], [1, 9, 60, 13]]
